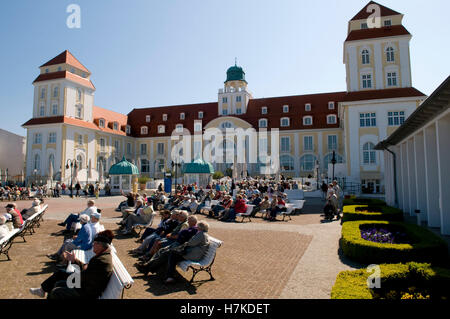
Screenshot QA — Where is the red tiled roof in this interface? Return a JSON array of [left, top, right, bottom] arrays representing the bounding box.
[[342, 87, 426, 102], [127, 92, 348, 137], [345, 25, 410, 42], [350, 1, 401, 21], [33, 71, 95, 90], [22, 116, 127, 136], [40, 50, 90, 73]]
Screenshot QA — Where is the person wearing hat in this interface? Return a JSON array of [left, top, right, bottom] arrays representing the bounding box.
[[5, 203, 23, 228], [30, 230, 114, 299], [47, 214, 95, 263], [89, 210, 105, 234], [21, 199, 41, 220]]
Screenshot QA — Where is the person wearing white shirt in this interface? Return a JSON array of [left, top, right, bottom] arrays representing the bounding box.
[[0, 216, 11, 241], [58, 200, 97, 232]]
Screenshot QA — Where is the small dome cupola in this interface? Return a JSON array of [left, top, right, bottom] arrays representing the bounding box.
[[225, 62, 247, 83]]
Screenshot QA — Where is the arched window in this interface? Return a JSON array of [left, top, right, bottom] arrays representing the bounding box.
[[323, 153, 344, 167], [141, 126, 148, 134], [97, 156, 106, 172], [363, 142, 376, 164], [76, 154, 83, 170], [259, 119, 268, 128], [280, 117, 290, 127], [361, 49, 370, 64], [220, 121, 233, 129], [300, 154, 317, 171], [303, 116, 313, 126], [386, 47, 395, 62], [280, 155, 294, 171], [48, 154, 55, 172], [326, 115, 337, 124], [33, 154, 41, 171], [141, 159, 150, 173]]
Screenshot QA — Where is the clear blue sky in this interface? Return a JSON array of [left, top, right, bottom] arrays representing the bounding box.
[[1, 0, 449, 136]]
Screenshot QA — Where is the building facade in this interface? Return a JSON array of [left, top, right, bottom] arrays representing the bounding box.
[[22, 1, 427, 193], [0, 128, 26, 181]]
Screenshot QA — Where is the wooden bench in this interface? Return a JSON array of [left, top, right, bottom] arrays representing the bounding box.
[[131, 212, 156, 236], [177, 236, 223, 283], [0, 228, 20, 261], [68, 246, 134, 299]]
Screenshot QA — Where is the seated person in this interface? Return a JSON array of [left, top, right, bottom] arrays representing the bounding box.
[[268, 195, 286, 221], [21, 199, 41, 220], [219, 194, 247, 222], [184, 197, 199, 214], [30, 230, 114, 299], [138, 209, 172, 242], [210, 195, 233, 218], [116, 190, 135, 212], [5, 204, 23, 228], [0, 216, 11, 241], [120, 201, 155, 235], [135, 215, 200, 275], [323, 199, 336, 220], [58, 200, 97, 232], [249, 193, 262, 217], [47, 214, 96, 263]]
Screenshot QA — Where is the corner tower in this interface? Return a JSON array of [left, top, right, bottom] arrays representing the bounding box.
[[343, 1, 412, 92], [218, 62, 252, 116]]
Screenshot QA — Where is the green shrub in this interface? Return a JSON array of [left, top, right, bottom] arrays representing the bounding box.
[[343, 197, 386, 206], [212, 171, 224, 180], [342, 205, 404, 222], [138, 176, 150, 184], [331, 262, 450, 299], [339, 220, 448, 264]]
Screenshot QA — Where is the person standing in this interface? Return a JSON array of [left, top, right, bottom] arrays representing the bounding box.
[[332, 180, 343, 217], [75, 182, 81, 197], [321, 181, 328, 201]]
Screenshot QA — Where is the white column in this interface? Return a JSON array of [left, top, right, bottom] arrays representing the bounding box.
[[436, 115, 450, 235], [373, 42, 383, 90], [294, 133, 299, 176], [400, 142, 410, 214], [413, 133, 427, 220], [424, 124, 440, 227], [394, 146, 403, 210], [407, 138, 416, 216]]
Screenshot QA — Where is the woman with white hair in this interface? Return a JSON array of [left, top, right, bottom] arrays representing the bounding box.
[[120, 200, 154, 235], [21, 199, 41, 220]]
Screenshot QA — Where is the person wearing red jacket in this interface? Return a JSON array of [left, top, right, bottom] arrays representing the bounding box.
[[219, 195, 247, 222], [268, 195, 286, 221], [5, 203, 23, 228]]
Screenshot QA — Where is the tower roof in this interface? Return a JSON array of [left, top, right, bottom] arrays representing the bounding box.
[[225, 63, 247, 83], [350, 1, 401, 21], [40, 50, 90, 73], [109, 157, 139, 175]]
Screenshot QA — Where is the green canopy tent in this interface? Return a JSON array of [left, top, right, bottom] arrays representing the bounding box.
[[109, 156, 139, 194], [182, 158, 214, 188]]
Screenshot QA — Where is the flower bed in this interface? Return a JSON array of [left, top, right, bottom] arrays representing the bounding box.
[[331, 262, 450, 299], [339, 221, 448, 264], [342, 205, 403, 222], [342, 197, 386, 206], [360, 225, 410, 244]]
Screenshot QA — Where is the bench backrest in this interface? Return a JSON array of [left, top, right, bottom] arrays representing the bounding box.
[[100, 251, 134, 299], [245, 204, 254, 215], [197, 236, 222, 266], [284, 190, 304, 200], [0, 228, 20, 246]]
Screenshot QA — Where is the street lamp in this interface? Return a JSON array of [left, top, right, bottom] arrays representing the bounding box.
[[33, 169, 37, 186], [315, 160, 320, 190], [331, 150, 337, 182], [171, 160, 182, 194], [65, 159, 78, 198]]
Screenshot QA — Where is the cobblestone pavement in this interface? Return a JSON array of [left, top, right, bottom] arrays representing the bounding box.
[[0, 196, 361, 299]]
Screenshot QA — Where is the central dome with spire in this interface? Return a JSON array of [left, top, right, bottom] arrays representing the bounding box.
[[225, 61, 247, 83]]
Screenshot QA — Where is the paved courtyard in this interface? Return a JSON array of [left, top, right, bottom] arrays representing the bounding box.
[[0, 195, 362, 299]]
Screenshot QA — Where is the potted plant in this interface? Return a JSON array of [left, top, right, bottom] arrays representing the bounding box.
[[138, 176, 150, 190]]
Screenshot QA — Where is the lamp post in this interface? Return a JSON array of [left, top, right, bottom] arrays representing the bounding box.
[[315, 160, 320, 190], [331, 150, 337, 182], [66, 159, 78, 198], [33, 169, 37, 186]]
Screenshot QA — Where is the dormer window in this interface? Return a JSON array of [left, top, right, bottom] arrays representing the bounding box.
[[57, 66, 62, 71], [45, 68, 49, 73], [259, 119, 268, 128], [146, 115, 151, 122], [361, 22, 368, 29], [303, 116, 313, 126], [113, 122, 118, 130], [176, 124, 183, 133], [384, 20, 391, 27], [261, 107, 267, 114], [70, 68, 75, 73], [99, 119, 105, 128], [126, 125, 131, 134], [327, 114, 337, 124], [180, 113, 185, 120], [283, 105, 289, 113], [305, 103, 311, 111], [280, 117, 290, 127], [328, 102, 335, 110], [162, 114, 167, 121], [198, 111, 204, 119], [158, 125, 165, 134], [141, 126, 148, 135]]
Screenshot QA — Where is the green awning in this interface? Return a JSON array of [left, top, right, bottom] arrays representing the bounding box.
[[109, 156, 139, 175]]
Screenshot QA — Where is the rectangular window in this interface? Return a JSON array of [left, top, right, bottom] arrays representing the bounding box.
[[259, 119, 267, 128], [39, 105, 45, 117], [236, 96, 242, 102], [140, 143, 147, 155], [157, 143, 164, 155], [194, 122, 202, 132], [158, 125, 165, 133], [387, 72, 397, 87], [361, 23, 368, 29], [114, 140, 119, 152], [362, 74, 372, 89], [163, 114, 167, 121], [78, 135, 83, 146], [100, 138, 105, 151], [40, 88, 45, 99], [48, 132, 56, 144], [327, 135, 337, 151], [304, 136, 313, 151], [34, 133, 42, 144], [52, 104, 58, 115], [222, 109, 228, 115], [281, 118, 289, 127], [222, 97, 228, 103], [198, 111, 203, 119], [180, 113, 185, 120], [146, 115, 151, 122], [261, 107, 267, 114], [236, 108, 242, 115], [259, 138, 268, 155], [327, 115, 337, 124], [384, 20, 391, 26], [176, 124, 183, 132], [360, 113, 376, 127], [76, 106, 82, 119], [328, 102, 335, 110], [388, 111, 405, 126], [126, 126, 131, 134], [283, 105, 289, 113], [305, 104, 311, 111], [280, 137, 290, 152], [113, 122, 118, 130], [126, 143, 131, 154]]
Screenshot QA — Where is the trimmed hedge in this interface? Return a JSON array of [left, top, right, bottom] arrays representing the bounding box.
[[331, 262, 450, 299], [342, 197, 386, 206], [339, 220, 448, 264], [342, 205, 404, 222]]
